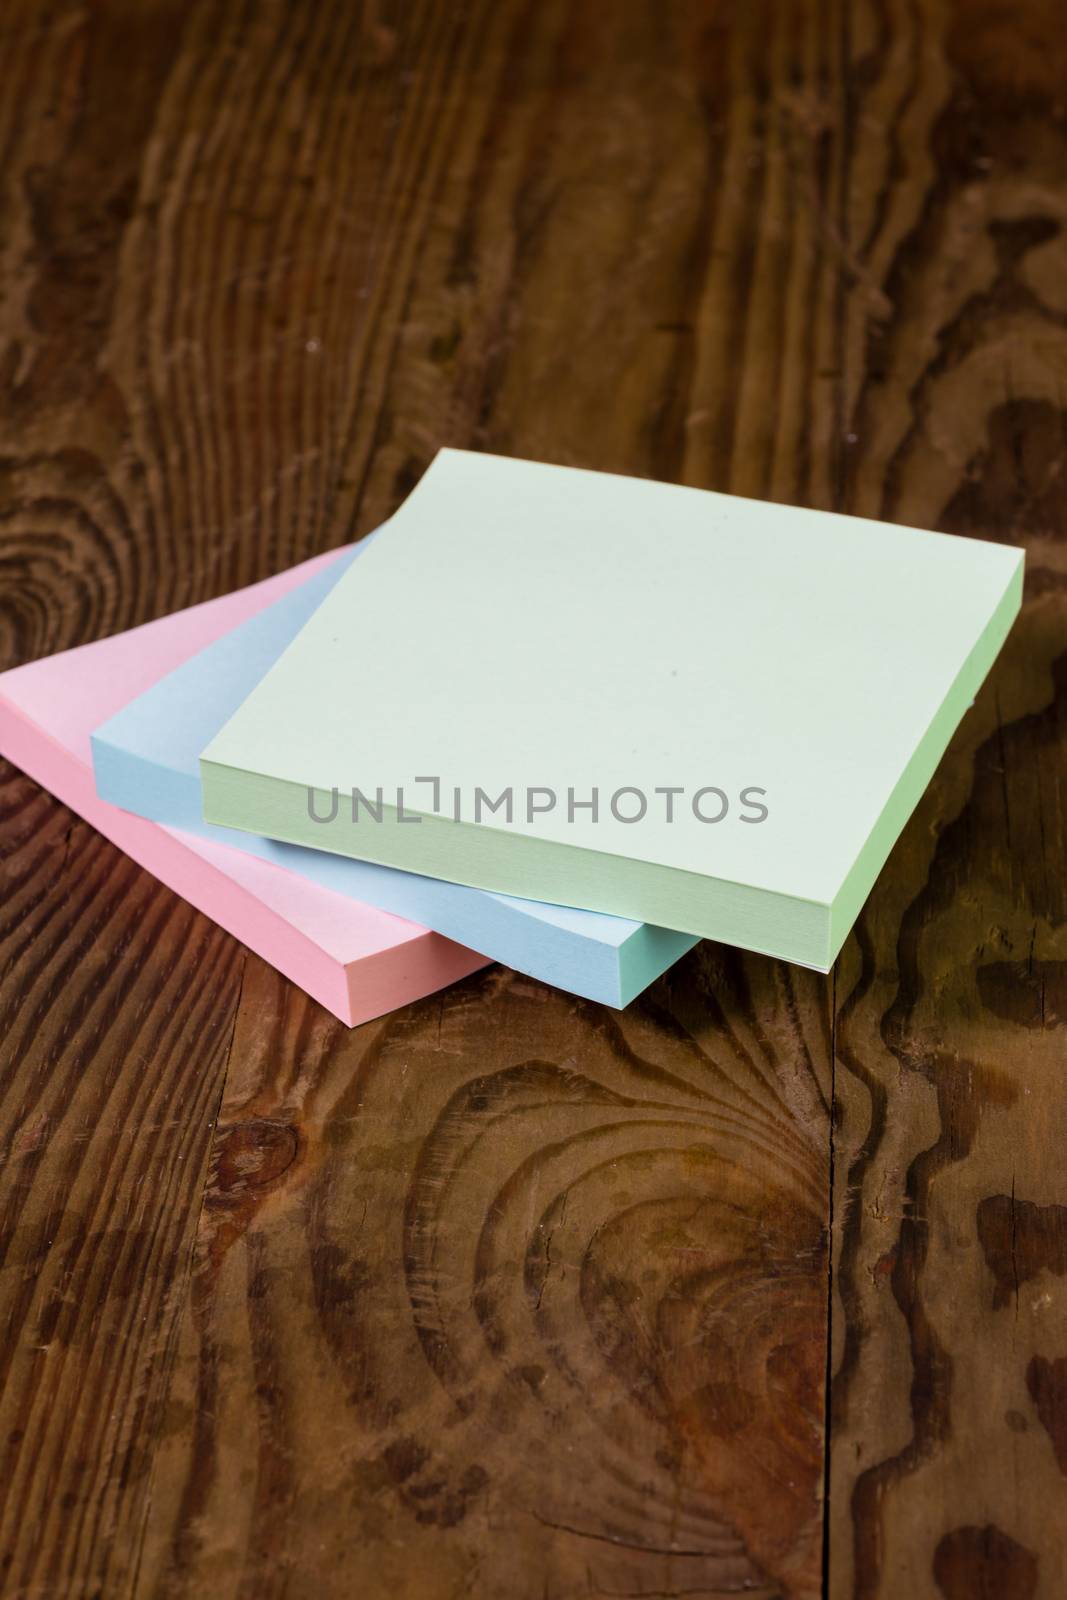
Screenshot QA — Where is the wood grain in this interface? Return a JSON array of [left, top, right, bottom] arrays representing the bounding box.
[[1, 3, 841, 1595], [0, 769, 244, 1597], [0, 0, 1062, 1596], [827, 1, 1067, 1597], [137, 956, 829, 1600]]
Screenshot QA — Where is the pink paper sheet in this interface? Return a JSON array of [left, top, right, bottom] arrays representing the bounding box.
[[0, 554, 488, 1024]]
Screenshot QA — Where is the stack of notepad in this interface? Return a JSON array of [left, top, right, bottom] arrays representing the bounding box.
[[0, 451, 1023, 1025]]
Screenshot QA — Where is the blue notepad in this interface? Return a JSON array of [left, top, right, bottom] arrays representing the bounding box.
[[91, 544, 698, 1007]]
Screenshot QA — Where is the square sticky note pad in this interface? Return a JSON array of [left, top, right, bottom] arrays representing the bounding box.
[[0, 557, 488, 1026], [91, 544, 697, 1007], [201, 451, 1024, 970]]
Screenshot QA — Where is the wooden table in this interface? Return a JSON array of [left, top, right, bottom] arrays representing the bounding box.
[[0, 3, 1063, 1596]]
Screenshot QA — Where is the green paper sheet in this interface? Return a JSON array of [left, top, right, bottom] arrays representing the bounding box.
[[202, 450, 1024, 971]]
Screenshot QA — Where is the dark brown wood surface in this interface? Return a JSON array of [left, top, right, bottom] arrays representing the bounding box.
[[0, 3, 1062, 1597]]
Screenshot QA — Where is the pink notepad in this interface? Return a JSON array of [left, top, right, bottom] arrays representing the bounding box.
[[0, 554, 488, 1024]]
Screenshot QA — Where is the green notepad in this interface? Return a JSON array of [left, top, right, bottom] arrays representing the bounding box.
[[202, 450, 1024, 970]]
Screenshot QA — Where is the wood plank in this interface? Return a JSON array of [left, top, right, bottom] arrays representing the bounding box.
[[125, 1, 850, 1594], [1, 0, 840, 1592], [828, 0, 1067, 1595], [138, 954, 830, 1600]]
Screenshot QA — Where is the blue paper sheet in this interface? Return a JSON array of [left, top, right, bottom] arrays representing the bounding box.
[[91, 546, 698, 1006]]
